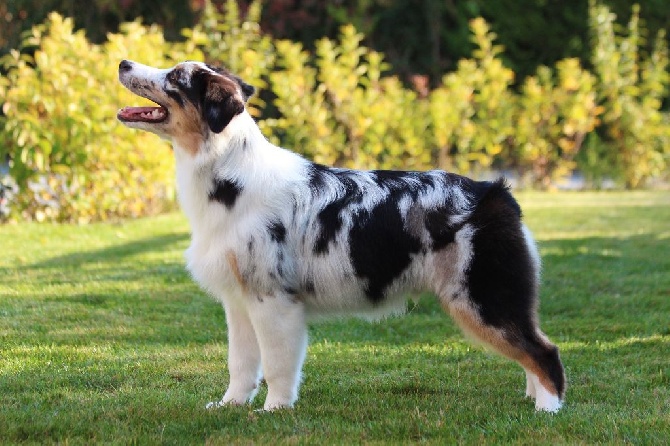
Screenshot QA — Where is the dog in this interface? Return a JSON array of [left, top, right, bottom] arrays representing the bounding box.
[[117, 60, 565, 412]]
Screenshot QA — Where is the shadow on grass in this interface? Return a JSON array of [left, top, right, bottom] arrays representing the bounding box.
[[28, 232, 189, 270], [0, 232, 191, 294]]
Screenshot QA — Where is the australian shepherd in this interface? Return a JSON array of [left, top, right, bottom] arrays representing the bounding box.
[[117, 60, 565, 412]]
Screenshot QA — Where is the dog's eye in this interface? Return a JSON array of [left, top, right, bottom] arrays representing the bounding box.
[[167, 70, 184, 87]]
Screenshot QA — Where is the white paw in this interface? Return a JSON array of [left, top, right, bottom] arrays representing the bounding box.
[[526, 371, 562, 413], [205, 396, 246, 410], [263, 398, 295, 411], [535, 396, 563, 413], [205, 400, 225, 410]]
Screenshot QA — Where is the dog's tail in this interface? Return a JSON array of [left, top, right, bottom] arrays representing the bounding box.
[[467, 178, 522, 225], [446, 177, 566, 409]]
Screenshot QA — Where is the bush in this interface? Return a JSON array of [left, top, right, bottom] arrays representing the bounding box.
[[429, 18, 515, 174], [587, 0, 670, 188], [267, 25, 431, 170], [0, 1, 667, 223], [514, 59, 601, 187], [429, 19, 602, 186], [0, 14, 201, 222]]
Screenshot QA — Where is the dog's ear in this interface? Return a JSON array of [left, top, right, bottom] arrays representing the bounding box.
[[236, 78, 255, 102], [203, 76, 245, 134]]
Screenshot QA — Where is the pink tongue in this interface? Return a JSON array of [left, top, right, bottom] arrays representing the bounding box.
[[118, 106, 166, 122]]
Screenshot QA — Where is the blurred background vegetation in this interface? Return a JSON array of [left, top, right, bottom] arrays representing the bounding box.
[[0, 0, 668, 222]]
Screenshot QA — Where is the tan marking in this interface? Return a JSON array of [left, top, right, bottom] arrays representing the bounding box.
[[226, 251, 248, 292], [168, 100, 206, 156], [445, 299, 559, 396]]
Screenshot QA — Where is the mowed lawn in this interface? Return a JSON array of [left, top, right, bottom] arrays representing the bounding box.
[[1, 191, 669, 444]]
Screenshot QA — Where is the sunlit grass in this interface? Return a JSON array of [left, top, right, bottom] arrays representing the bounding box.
[[1, 192, 669, 443]]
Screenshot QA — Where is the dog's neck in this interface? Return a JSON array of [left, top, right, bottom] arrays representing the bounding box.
[[172, 110, 306, 235]]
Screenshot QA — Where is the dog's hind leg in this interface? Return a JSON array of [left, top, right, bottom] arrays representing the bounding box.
[[246, 293, 308, 411], [207, 301, 262, 408], [438, 217, 565, 411], [445, 298, 565, 412], [435, 180, 565, 411]]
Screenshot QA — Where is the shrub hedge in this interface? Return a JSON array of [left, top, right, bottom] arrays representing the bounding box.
[[0, 0, 668, 222]]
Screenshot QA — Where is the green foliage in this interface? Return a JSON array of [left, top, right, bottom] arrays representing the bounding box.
[[0, 13, 201, 222], [267, 25, 431, 170], [430, 18, 515, 173], [514, 59, 602, 187], [266, 39, 340, 164], [588, 0, 670, 188], [428, 19, 601, 186], [0, 1, 667, 222]]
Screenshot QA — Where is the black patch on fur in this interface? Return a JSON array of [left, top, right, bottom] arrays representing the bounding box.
[[209, 178, 242, 209], [459, 179, 567, 396], [306, 163, 331, 194], [461, 179, 569, 396], [179, 69, 206, 105], [464, 179, 530, 328], [370, 169, 418, 187], [283, 286, 298, 296], [165, 89, 185, 108], [531, 342, 566, 398], [304, 279, 315, 294], [268, 220, 286, 243], [349, 199, 421, 302], [370, 170, 434, 194], [313, 171, 363, 254], [424, 209, 456, 250]]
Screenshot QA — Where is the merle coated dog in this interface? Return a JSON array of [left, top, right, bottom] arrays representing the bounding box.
[[117, 60, 565, 412]]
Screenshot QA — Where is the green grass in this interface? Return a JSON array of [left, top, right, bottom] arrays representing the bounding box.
[[1, 191, 669, 444]]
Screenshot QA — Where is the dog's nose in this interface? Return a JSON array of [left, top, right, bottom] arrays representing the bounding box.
[[119, 60, 133, 72]]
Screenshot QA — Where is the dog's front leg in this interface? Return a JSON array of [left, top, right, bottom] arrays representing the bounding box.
[[207, 301, 261, 408], [246, 293, 307, 411]]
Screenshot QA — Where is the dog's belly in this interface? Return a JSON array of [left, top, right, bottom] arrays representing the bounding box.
[[300, 280, 416, 321], [295, 248, 432, 320]]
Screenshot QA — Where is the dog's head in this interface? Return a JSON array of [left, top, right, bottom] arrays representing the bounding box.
[[117, 60, 254, 153]]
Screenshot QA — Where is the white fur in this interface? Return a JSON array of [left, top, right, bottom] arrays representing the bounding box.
[[528, 372, 563, 413]]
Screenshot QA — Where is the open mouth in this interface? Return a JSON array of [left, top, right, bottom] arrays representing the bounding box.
[[117, 105, 168, 123]]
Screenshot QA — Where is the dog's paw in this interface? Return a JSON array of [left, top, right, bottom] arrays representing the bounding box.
[[205, 397, 246, 410], [262, 399, 294, 412], [205, 400, 224, 410], [535, 394, 563, 413]]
